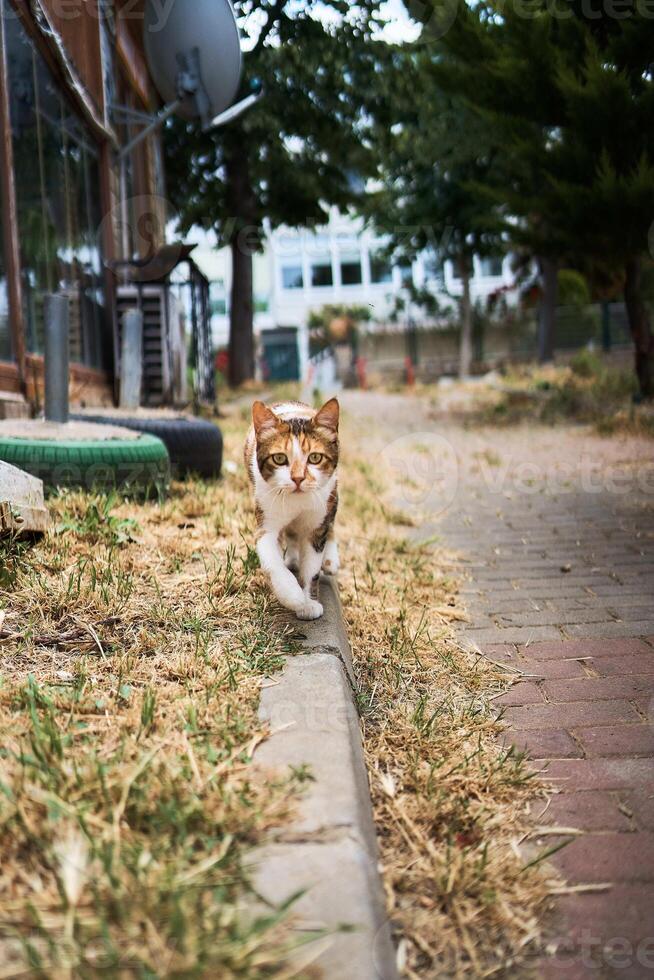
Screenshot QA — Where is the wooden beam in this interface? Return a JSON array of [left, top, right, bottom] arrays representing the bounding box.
[[0, 0, 27, 389]]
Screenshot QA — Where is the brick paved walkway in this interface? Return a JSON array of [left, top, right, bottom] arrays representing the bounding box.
[[341, 391, 654, 979], [438, 429, 654, 979]]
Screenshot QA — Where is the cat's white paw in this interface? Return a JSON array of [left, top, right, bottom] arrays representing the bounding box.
[[322, 540, 339, 576], [295, 598, 323, 620]]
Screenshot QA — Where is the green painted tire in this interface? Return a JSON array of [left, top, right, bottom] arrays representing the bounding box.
[[0, 434, 170, 498]]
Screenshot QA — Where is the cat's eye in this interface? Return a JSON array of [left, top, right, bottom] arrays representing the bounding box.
[[271, 453, 288, 466], [308, 452, 323, 465]]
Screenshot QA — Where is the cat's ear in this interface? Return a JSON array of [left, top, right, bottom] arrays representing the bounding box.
[[252, 401, 278, 435], [314, 398, 339, 433]]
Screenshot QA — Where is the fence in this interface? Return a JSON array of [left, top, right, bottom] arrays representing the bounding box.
[[358, 302, 637, 382]]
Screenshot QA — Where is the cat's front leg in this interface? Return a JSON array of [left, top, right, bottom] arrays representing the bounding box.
[[322, 536, 339, 576], [298, 540, 325, 619], [257, 532, 322, 620]]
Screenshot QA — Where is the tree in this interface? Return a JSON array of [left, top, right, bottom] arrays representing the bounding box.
[[367, 49, 504, 378], [164, 2, 386, 387], [426, 0, 654, 395]]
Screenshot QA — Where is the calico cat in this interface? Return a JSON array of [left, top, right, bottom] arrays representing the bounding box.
[[244, 398, 340, 620]]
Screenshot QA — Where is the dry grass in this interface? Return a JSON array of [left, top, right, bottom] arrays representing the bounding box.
[[1, 391, 555, 978], [0, 408, 316, 978], [336, 422, 554, 978]]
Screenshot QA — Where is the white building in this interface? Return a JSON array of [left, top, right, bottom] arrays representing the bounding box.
[[187, 211, 518, 380]]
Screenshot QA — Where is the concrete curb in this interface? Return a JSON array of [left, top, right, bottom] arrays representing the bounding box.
[[253, 576, 398, 980]]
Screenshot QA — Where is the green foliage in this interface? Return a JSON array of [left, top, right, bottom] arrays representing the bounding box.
[[164, 0, 388, 383], [569, 349, 605, 379], [308, 303, 372, 349], [558, 270, 591, 308], [429, 2, 654, 266], [481, 358, 638, 429], [367, 46, 504, 273], [56, 493, 139, 547]]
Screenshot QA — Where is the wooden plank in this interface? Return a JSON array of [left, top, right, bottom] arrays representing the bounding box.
[[115, 9, 151, 107], [39, 0, 104, 112]]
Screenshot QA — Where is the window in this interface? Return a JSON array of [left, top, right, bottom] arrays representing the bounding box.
[[341, 260, 362, 285], [282, 265, 304, 290], [370, 252, 392, 284], [399, 262, 414, 287], [423, 251, 445, 286], [5, 12, 108, 369], [479, 256, 504, 277], [312, 262, 333, 287], [210, 282, 227, 316]]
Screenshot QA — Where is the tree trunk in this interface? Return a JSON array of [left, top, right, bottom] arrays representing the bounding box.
[[459, 259, 473, 379], [624, 256, 654, 400], [225, 145, 257, 388], [228, 237, 255, 387], [538, 256, 558, 363]]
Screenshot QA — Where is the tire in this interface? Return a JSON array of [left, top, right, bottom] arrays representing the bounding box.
[[71, 414, 223, 479], [0, 433, 170, 498]]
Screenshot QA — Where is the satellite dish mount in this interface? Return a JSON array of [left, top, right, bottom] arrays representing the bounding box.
[[175, 48, 212, 125], [116, 0, 261, 158]]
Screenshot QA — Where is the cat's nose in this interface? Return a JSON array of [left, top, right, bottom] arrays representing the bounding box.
[[291, 475, 305, 490]]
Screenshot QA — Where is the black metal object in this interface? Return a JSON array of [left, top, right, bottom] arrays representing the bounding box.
[[112, 242, 215, 406]]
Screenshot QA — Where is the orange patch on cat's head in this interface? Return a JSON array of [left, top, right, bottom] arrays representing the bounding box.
[[252, 400, 339, 485]]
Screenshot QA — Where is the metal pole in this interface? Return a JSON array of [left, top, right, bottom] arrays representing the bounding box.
[[119, 99, 182, 159], [120, 308, 143, 410], [601, 301, 612, 353], [44, 293, 70, 423]]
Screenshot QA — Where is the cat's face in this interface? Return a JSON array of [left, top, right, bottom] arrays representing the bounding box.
[[252, 399, 339, 495]]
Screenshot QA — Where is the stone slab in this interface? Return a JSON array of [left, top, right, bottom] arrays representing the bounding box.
[[253, 576, 397, 980], [0, 460, 50, 535]]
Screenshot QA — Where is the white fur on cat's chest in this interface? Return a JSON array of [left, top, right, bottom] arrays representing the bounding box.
[[257, 472, 336, 533]]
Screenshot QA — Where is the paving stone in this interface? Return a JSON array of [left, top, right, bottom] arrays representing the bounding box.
[[534, 790, 633, 832], [608, 607, 654, 622], [484, 598, 547, 614], [505, 728, 582, 760], [519, 658, 588, 680], [497, 610, 615, 628], [620, 790, 654, 832], [475, 642, 519, 662], [465, 625, 563, 645], [544, 674, 654, 704], [528, 954, 610, 979], [564, 621, 654, 639], [573, 724, 654, 758], [425, 406, 654, 973], [553, 885, 654, 959], [503, 700, 642, 731], [493, 681, 545, 706], [551, 832, 654, 882], [544, 596, 620, 611], [591, 654, 654, 677], [516, 638, 652, 661], [602, 595, 654, 608], [542, 758, 654, 792]]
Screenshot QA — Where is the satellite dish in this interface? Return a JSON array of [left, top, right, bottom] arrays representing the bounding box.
[[143, 0, 243, 124]]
